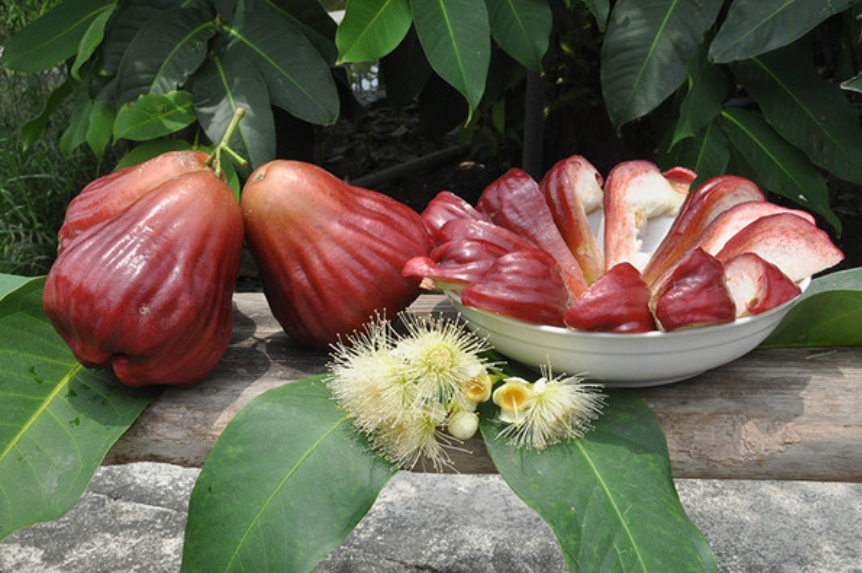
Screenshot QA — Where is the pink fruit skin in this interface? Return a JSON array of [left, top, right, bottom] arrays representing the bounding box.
[[723, 252, 802, 317], [422, 190, 491, 243], [402, 238, 508, 290], [436, 218, 536, 253], [564, 262, 655, 333]]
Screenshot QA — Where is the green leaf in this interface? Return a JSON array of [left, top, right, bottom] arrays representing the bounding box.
[[412, 0, 491, 113], [710, 0, 857, 64], [481, 391, 717, 572], [581, 0, 611, 31], [0, 274, 31, 299], [720, 107, 841, 233], [181, 376, 395, 573], [60, 90, 95, 157], [70, 5, 115, 80], [336, 0, 413, 63], [731, 46, 862, 185], [761, 267, 862, 348], [222, 6, 340, 125], [99, 0, 180, 74], [115, 7, 216, 104], [486, 0, 553, 71], [0, 0, 115, 72], [115, 139, 193, 170], [85, 100, 115, 158], [669, 40, 728, 149], [193, 51, 275, 172], [600, 0, 724, 127], [0, 277, 155, 541], [113, 91, 197, 141], [20, 79, 75, 149], [662, 119, 731, 187]]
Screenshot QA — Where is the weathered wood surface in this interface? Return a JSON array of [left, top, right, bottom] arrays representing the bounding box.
[[105, 293, 862, 482]]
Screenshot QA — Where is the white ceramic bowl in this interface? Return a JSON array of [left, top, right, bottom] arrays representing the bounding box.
[[445, 212, 808, 388]]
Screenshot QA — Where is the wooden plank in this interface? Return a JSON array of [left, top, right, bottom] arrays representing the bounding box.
[[104, 293, 862, 482]]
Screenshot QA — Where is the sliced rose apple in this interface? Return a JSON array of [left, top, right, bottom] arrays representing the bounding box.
[[564, 262, 655, 333], [436, 218, 536, 253], [723, 252, 803, 317], [603, 160, 691, 272], [642, 175, 765, 285], [402, 237, 510, 291], [422, 190, 491, 243], [538, 155, 605, 284], [715, 212, 844, 283], [460, 248, 571, 327], [652, 248, 736, 331], [477, 168, 587, 298]]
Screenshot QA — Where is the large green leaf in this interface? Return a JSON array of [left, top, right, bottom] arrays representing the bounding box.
[[181, 376, 395, 573], [336, 0, 413, 63], [0, 0, 115, 72], [731, 46, 862, 185], [709, 0, 857, 64], [99, 0, 181, 74], [600, 0, 724, 127], [113, 91, 197, 141], [669, 40, 728, 149], [662, 119, 731, 187], [223, 6, 340, 125], [481, 390, 717, 572], [486, 0, 553, 72], [0, 277, 154, 541], [70, 4, 115, 80], [0, 274, 30, 298], [193, 51, 275, 172], [720, 107, 840, 232], [761, 267, 862, 348], [411, 0, 491, 113], [115, 6, 217, 105]]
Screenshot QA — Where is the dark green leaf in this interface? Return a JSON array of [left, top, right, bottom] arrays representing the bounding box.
[[662, 119, 731, 187], [486, 0, 553, 71], [115, 7, 216, 104], [99, 0, 180, 74], [720, 107, 841, 233], [380, 28, 433, 109], [731, 46, 862, 185], [761, 267, 862, 348], [60, 90, 94, 157], [412, 0, 491, 112], [841, 72, 862, 93], [181, 376, 395, 573], [710, 0, 857, 63], [85, 100, 115, 158], [223, 7, 340, 125], [0, 0, 115, 72], [193, 51, 276, 171], [0, 277, 155, 541], [70, 5, 115, 80], [481, 391, 717, 572], [669, 41, 728, 149], [113, 91, 197, 141], [336, 0, 412, 63], [20, 79, 75, 149], [581, 0, 611, 31], [601, 0, 724, 127]]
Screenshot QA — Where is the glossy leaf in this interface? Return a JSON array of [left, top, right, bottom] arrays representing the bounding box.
[[486, 0, 553, 71], [0, 0, 115, 72], [223, 7, 340, 125], [113, 91, 197, 141], [720, 107, 840, 233], [70, 5, 114, 80], [115, 7, 216, 104], [669, 41, 728, 149], [182, 376, 395, 573], [481, 390, 717, 572], [601, 0, 724, 127], [761, 267, 862, 348], [336, 0, 412, 63], [0, 274, 30, 298], [731, 46, 862, 185], [85, 100, 115, 158], [99, 0, 180, 74], [710, 0, 857, 63], [412, 0, 491, 112], [194, 51, 275, 171], [0, 277, 154, 541], [662, 119, 731, 188]]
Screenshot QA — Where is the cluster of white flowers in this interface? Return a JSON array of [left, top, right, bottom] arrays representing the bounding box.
[[326, 314, 605, 470]]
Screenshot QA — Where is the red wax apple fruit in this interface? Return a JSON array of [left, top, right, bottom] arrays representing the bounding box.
[[241, 160, 433, 349], [539, 154, 605, 284], [723, 253, 802, 317], [477, 168, 586, 298], [422, 190, 491, 243], [652, 248, 736, 331], [402, 238, 509, 291], [460, 249, 570, 327], [436, 218, 536, 253], [43, 166, 244, 388], [564, 262, 655, 333]]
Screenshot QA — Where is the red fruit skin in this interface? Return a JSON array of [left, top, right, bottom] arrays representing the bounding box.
[[460, 248, 570, 327], [437, 218, 536, 253], [653, 248, 736, 331], [477, 168, 587, 298], [58, 150, 211, 253], [402, 238, 508, 291], [241, 160, 433, 349], [43, 169, 244, 388], [422, 190, 491, 243], [564, 262, 656, 333], [723, 252, 802, 317]]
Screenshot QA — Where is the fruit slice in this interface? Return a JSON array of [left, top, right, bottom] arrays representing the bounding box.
[[642, 175, 765, 285], [603, 160, 690, 272], [402, 238, 509, 291], [477, 168, 587, 298], [564, 262, 655, 333], [652, 248, 736, 331], [437, 218, 536, 253], [538, 154, 605, 284], [422, 190, 491, 243], [460, 248, 571, 326], [723, 252, 802, 317]]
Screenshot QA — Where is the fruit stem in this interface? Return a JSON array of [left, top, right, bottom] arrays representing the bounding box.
[[206, 107, 249, 177]]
